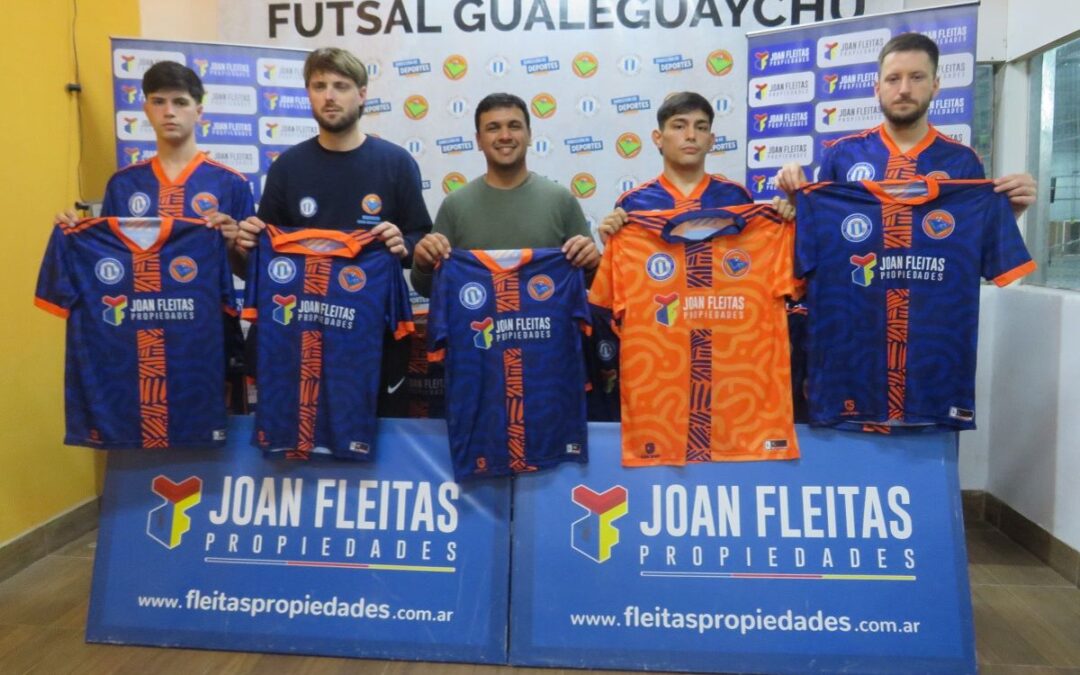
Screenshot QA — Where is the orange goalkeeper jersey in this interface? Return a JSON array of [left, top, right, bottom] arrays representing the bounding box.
[[590, 202, 800, 466]]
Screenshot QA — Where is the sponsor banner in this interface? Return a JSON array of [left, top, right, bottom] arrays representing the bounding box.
[[87, 416, 510, 664], [510, 424, 975, 674], [746, 3, 978, 198], [934, 123, 972, 147], [747, 135, 815, 169]]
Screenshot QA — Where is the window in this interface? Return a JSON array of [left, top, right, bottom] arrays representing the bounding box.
[[1027, 35, 1080, 290]]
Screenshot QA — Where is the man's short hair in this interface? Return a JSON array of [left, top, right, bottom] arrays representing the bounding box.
[[474, 93, 530, 132], [878, 32, 940, 73], [142, 61, 204, 103], [656, 92, 714, 129], [303, 47, 369, 89]]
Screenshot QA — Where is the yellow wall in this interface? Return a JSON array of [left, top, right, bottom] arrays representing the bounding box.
[[0, 0, 140, 544]]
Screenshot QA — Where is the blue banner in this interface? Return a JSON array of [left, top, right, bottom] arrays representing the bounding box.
[[86, 416, 510, 664], [510, 424, 975, 674], [745, 3, 979, 199]]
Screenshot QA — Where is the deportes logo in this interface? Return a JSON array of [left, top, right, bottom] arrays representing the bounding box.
[[531, 93, 557, 119], [723, 249, 751, 277], [191, 192, 218, 216], [442, 172, 468, 194], [267, 256, 297, 284], [654, 293, 679, 327], [846, 162, 876, 181], [362, 193, 383, 215], [459, 282, 487, 309], [299, 197, 317, 217], [841, 213, 873, 243], [127, 192, 150, 217], [850, 253, 877, 287], [527, 274, 555, 301], [570, 173, 597, 199], [443, 55, 468, 80], [707, 49, 735, 76], [573, 52, 599, 78], [570, 485, 628, 563], [645, 253, 675, 281], [616, 132, 643, 159], [146, 475, 202, 550], [168, 256, 198, 283], [338, 265, 366, 292], [272, 294, 297, 325], [922, 210, 956, 239], [95, 258, 124, 285], [101, 295, 128, 326], [471, 317, 495, 349], [403, 95, 429, 120]]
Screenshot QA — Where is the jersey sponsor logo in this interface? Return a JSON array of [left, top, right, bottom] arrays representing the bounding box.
[[654, 293, 680, 327], [598, 340, 616, 362], [849, 253, 878, 287], [349, 441, 371, 454], [570, 485, 629, 563], [653, 54, 693, 74], [471, 317, 495, 349], [361, 193, 383, 215], [101, 295, 129, 326], [531, 93, 557, 119], [169, 256, 198, 283], [949, 406, 974, 422], [443, 54, 468, 80], [459, 282, 487, 309], [572, 52, 599, 78], [127, 193, 151, 217], [191, 192, 219, 216], [841, 213, 873, 242], [338, 265, 367, 292], [645, 253, 676, 281], [722, 249, 752, 278], [403, 95, 429, 120], [566, 443, 582, 455], [146, 475, 202, 550], [95, 258, 125, 285], [442, 172, 468, 194], [601, 368, 618, 393], [616, 132, 643, 159], [570, 172, 597, 198], [922, 210, 956, 240], [706, 49, 734, 76], [925, 170, 951, 180], [272, 294, 297, 325], [764, 439, 789, 451], [298, 197, 317, 218], [521, 55, 560, 74], [846, 162, 876, 181], [527, 274, 555, 301], [267, 256, 297, 284]]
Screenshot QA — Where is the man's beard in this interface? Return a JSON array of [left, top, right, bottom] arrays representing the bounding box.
[[314, 104, 362, 133], [880, 95, 932, 128]]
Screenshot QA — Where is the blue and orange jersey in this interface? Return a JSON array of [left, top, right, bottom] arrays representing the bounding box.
[[428, 249, 591, 480], [102, 151, 255, 220], [795, 178, 1035, 432], [584, 304, 621, 422], [590, 203, 800, 466], [617, 173, 752, 212], [242, 225, 413, 460], [819, 124, 985, 182], [35, 217, 234, 449]]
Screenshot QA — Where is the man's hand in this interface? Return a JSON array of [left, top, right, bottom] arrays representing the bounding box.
[[54, 209, 80, 228], [412, 233, 452, 273], [563, 234, 600, 269], [774, 162, 809, 196], [372, 221, 408, 259], [597, 207, 628, 243], [208, 212, 240, 251], [994, 173, 1037, 217], [771, 195, 796, 221], [236, 216, 267, 256]]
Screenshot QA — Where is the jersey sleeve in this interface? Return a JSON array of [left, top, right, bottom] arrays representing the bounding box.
[[387, 264, 416, 340], [568, 264, 593, 335], [241, 238, 261, 321], [100, 174, 122, 217], [218, 237, 239, 316], [771, 220, 799, 298], [793, 190, 818, 278], [981, 189, 1036, 286], [34, 226, 77, 318], [817, 146, 840, 182], [426, 262, 449, 362], [231, 174, 256, 220], [588, 237, 623, 321]]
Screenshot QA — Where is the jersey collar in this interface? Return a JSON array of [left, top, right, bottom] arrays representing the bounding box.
[[863, 177, 941, 205], [471, 249, 535, 273], [151, 151, 206, 187], [267, 225, 376, 257], [107, 217, 174, 253], [658, 173, 711, 202], [660, 208, 748, 243], [876, 123, 940, 160]]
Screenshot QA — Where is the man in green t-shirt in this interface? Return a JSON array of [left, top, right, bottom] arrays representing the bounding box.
[[410, 93, 599, 296]]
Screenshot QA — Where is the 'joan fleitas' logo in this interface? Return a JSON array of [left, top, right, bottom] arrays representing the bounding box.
[[147, 475, 203, 550]]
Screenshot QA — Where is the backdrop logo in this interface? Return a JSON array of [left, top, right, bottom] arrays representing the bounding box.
[[124, 147, 142, 164], [754, 83, 769, 100], [521, 55, 560, 74], [706, 49, 734, 76], [850, 253, 877, 287], [122, 116, 139, 134], [570, 173, 597, 198], [616, 132, 642, 158], [531, 93, 557, 119], [572, 52, 599, 78], [487, 56, 509, 77], [618, 54, 642, 75], [822, 107, 837, 125], [754, 51, 770, 70], [264, 121, 280, 139], [576, 96, 598, 117], [823, 73, 839, 93], [754, 113, 769, 132], [101, 295, 128, 326], [752, 175, 767, 192], [193, 58, 210, 76], [714, 93, 735, 116], [169, 256, 198, 283], [471, 317, 495, 349], [565, 136, 603, 155], [447, 96, 469, 117], [405, 137, 424, 157], [198, 120, 212, 137], [922, 210, 956, 240], [119, 54, 136, 72], [147, 475, 202, 550], [364, 97, 392, 115], [531, 136, 552, 157], [442, 172, 468, 194], [272, 294, 297, 325], [823, 42, 839, 60], [654, 54, 693, 73], [367, 60, 382, 79], [263, 91, 279, 110], [121, 85, 139, 104], [404, 95, 429, 120], [753, 145, 767, 161], [437, 136, 474, 154], [616, 176, 638, 194], [817, 29, 891, 67], [393, 58, 431, 76], [443, 54, 468, 80], [266, 150, 280, 163], [611, 95, 650, 114], [570, 485, 629, 563]]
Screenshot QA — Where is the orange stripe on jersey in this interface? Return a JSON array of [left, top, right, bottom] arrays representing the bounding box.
[[503, 347, 536, 473], [293, 329, 323, 460], [133, 252, 162, 292], [882, 202, 913, 249], [993, 259, 1037, 287], [304, 257, 332, 296], [158, 185, 186, 217], [151, 152, 205, 188], [137, 328, 169, 448], [886, 289, 910, 422], [34, 297, 70, 318], [493, 272, 521, 313]]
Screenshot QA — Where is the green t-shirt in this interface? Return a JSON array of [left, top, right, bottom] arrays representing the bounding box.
[[411, 172, 589, 296]]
